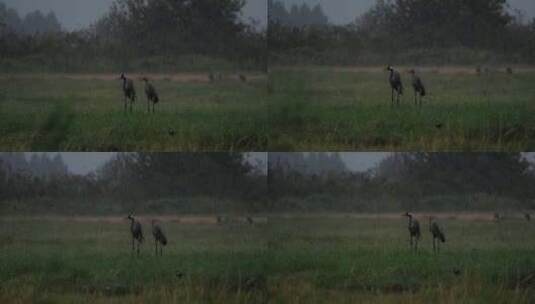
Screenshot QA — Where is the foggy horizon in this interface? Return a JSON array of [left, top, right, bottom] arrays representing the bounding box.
[[276, 0, 535, 25], [15, 153, 533, 175], [19, 152, 268, 175], [0, 0, 267, 30]]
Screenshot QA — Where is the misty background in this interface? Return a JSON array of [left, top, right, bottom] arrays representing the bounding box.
[[15, 152, 535, 175], [1, 0, 267, 30], [4, 0, 532, 30], [274, 0, 535, 25], [0, 0, 267, 72], [1, 152, 534, 215], [269, 0, 535, 65]]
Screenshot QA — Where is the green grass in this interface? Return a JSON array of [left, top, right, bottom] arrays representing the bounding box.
[[0, 74, 268, 151], [1, 215, 534, 303], [0, 217, 269, 303], [268, 67, 535, 151]]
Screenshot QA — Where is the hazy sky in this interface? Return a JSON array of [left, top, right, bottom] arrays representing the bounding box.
[[27, 153, 267, 175], [1, 0, 266, 30], [339, 152, 390, 172], [22, 152, 535, 175], [278, 0, 535, 24]]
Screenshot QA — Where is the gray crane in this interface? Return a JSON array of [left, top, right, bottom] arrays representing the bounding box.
[[142, 77, 159, 113], [126, 214, 143, 255], [120, 73, 136, 112], [404, 212, 420, 252], [387, 66, 403, 106], [525, 213, 531, 221], [409, 69, 426, 107], [239, 74, 247, 83], [151, 219, 167, 256], [429, 217, 445, 253], [494, 212, 501, 222]]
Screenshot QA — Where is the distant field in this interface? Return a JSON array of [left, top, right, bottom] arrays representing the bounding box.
[[269, 66, 535, 151], [0, 73, 268, 151], [1, 215, 534, 303]]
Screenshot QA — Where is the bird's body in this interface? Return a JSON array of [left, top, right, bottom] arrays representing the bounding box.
[[387, 66, 403, 106], [404, 212, 420, 252], [127, 214, 143, 255], [120, 73, 136, 113], [142, 78, 159, 113], [152, 220, 167, 256], [409, 70, 426, 107], [239, 74, 247, 83], [429, 217, 445, 253]]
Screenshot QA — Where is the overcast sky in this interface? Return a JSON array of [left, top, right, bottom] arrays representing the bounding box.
[[1, 0, 266, 30], [26, 153, 267, 175], [22, 152, 535, 175]]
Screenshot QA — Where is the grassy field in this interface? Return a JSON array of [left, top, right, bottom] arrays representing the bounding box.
[[0, 73, 268, 151], [269, 67, 535, 151], [1, 214, 534, 303], [0, 216, 269, 303]]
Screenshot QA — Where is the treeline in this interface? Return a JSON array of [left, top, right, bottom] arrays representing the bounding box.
[[0, 0, 266, 72], [269, 0, 535, 65], [0, 2, 61, 34], [0, 153, 68, 178], [268, 0, 328, 27], [0, 153, 267, 215], [268, 153, 535, 212]]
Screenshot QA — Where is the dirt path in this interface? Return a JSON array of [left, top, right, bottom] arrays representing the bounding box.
[[0, 73, 267, 83], [275, 66, 535, 75], [0, 215, 268, 224], [0, 212, 526, 223]]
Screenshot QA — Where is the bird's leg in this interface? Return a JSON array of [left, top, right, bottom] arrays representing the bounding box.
[[155, 239, 157, 256], [137, 240, 140, 256], [432, 237, 435, 253], [391, 89, 394, 107], [414, 91, 417, 107], [124, 97, 127, 113], [132, 237, 134, 253]]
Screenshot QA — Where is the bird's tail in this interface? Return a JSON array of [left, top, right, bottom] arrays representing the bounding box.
[[399, 84, 404, 95], [154, 94, 159, 104], [421, 87, 426, 97], [439, 233, 445, 243]]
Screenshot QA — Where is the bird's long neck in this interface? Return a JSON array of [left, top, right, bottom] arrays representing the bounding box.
[[129, 218, 135, 229], [122, 78, 127, 89], [407, 215, 412, 227]]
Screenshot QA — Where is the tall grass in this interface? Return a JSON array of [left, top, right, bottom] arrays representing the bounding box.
[[0, 75, 268, 151], [1, 216, 534, 303], [268, 67, 535, 151]]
